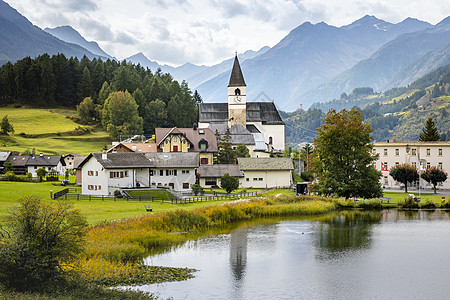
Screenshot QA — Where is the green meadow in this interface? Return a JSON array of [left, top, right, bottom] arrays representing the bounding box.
[[0, 107, 111, 155]]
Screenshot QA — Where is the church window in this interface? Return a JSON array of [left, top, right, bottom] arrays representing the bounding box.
[[235, 88, 241, 95]]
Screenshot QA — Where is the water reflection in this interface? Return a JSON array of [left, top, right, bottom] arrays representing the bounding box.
[[128, 210, 450, 300], [314, 211, 381, 257]]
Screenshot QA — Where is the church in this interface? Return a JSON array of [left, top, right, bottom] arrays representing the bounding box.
[[198, 54, 285, 157]]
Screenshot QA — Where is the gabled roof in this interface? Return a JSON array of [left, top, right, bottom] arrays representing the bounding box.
[[145, 152, 200, 168], [8, 155, 29, 166], [0, 151, 11, 162], [155, 127, 218, 152], [25, 155, 65, 167], [198, 164, 244, 178], [198, 102, 284, 125], [64, 153, 84, 158], [238, 157, 293, 171], [228, 54, 246, 87], [79, 152, 155, 169]]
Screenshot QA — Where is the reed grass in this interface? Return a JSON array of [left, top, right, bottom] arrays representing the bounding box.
[[78, 196, 337, 286]]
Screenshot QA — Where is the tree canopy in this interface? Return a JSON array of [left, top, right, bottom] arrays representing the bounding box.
[[389, 163, 418, 193], [102, 91, 143, 140], [0, 115, 14, 135], [220, 173, 240, 194], [421, 166, 448, 194], [216, 129, 237, 164], [312, 109, 382, 199], [419, 117, 441, 141]]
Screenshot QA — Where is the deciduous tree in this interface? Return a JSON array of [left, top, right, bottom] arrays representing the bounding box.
[[421, 166, 448, 194], [220, 173, 239, 194], [389, 163, 418, 193], [102, 91, 143, 140], [313, 109, 382, 199]]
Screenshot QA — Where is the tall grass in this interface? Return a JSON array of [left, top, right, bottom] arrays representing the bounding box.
[[79, 196, 337, 285]]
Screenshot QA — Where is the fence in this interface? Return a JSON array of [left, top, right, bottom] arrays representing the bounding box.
[[52, 190, 265, 204]]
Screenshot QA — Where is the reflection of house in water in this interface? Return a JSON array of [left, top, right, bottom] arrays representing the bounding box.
[[229, 226, 248, 282]]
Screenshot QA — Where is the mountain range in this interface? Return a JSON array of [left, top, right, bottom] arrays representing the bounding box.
[[1, 0, 450, 112], [0, 0, 107, 65]]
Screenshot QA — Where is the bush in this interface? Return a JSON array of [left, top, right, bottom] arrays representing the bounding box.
[[400, 195, 419, 209], [0, 197, 87, 292], [301, 171, 314, 181], [113, 190, 122, 197], [191, 184, 203, 196], [419, 200, 436, 209], [4, 171, 15, 180], [356, 199, 382, 210]]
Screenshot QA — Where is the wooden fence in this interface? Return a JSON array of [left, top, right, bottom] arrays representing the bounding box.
[[53, 190, 264, 204]]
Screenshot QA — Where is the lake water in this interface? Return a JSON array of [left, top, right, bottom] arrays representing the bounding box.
[[126, 210, 450, 299]]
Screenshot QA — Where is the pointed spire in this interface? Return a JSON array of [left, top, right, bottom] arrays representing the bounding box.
[[228, 53, 246, 87]]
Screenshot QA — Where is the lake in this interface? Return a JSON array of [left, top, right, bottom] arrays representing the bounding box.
[[124, 210, 450, 299]]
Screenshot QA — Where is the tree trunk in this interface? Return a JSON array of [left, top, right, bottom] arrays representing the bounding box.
[[434, 184, 437, 194], [404, 182, 408, 193]]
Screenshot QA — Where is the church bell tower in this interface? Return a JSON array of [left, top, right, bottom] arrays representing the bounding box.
[[228, 53, 246, 127]]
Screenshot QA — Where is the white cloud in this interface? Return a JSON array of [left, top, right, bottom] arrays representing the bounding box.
[[4, 0, 450, 66]]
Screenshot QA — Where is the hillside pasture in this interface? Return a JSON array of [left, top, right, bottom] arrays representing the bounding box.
[[0, 107, 111, 155]]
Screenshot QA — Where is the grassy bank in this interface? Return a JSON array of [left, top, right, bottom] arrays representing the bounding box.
[[78, 196, 336, 286], [0, 107, 110, 155]]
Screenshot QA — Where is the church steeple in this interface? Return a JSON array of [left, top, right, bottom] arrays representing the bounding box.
[[228, 53, 246, 128], [228, 54, 246, 87]]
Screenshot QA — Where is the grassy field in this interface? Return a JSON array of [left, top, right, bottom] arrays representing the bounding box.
[[0, 107, 111, 155]]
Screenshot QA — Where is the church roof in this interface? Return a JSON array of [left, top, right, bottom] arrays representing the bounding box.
[[228, 55, 246, 87], [198, 102, 284, 125]]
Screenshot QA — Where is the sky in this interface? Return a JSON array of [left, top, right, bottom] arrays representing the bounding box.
[[5, 0, 450, 66]]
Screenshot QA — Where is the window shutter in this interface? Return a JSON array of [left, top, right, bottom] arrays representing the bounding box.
[[174, 170, 177, 176], [110, 172, 113, 178], [120, 171, 124, 178]]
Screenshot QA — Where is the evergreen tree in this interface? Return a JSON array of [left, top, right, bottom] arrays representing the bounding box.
[[235, 144, 250, 158], [77, 67, 94, 102], [144, 99, 167, 134], [98, 81, 112, 105], [419, 117, 441, 141], [313, 109, 382, 199], [1, 115, 14, 135], [193, 90, 203, 105], [216, 128, 236, 164]]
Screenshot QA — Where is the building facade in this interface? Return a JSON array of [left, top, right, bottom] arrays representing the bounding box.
[[198, 55, 285, 155], [373, 141, 450, 190], [238, 157, 293, 188]]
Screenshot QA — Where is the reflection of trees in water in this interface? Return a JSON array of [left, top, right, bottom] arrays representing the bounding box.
[[314, 211, 382, 259]]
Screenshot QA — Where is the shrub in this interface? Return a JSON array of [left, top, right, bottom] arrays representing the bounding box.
[[0, 197, 87, 292], [191, 184, 203, 196], [356, 199, 382, 210], [400, 195, 419, 209], [301, 171, 314, 181], [419, 200, 436, 209], [113, 190, 122, 197], [4, 171, 15, 180]]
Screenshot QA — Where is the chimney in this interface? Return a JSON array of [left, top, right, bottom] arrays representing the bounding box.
[[102, 151, 107, 160], [193, 123, 198, 131], [393, 133, 397, 142]]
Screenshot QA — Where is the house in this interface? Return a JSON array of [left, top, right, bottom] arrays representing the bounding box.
[[198, 54, 285, 156], [8, 154, 65, 176], [25, 154, 65, 176], [373, 141, 450, 190], [145, 152, 199, 192], [197, 164, 244, 188], [107, 142, 157, 153], [0, 151, 11, 174], [155, 127, 218, 165], [64, 153, 86, 171], [238, 157, 293, 188], [79, 152, 155, 196]]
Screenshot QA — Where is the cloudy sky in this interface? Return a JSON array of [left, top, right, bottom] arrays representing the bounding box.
[[5, 0, 450, 66]]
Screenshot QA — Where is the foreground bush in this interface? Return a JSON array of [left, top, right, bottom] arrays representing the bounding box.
[[0, 197, 87, 292]]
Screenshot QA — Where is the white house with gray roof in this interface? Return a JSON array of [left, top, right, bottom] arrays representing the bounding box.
[[145, 152, 199, 192], [79, 152, 154, 196], [238, 157, 293, 188]]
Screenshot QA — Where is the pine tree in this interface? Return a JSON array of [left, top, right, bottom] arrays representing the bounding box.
[[419, 117, 441, 141], [1, 115, 14, 135], [216, 128, 236, 164]]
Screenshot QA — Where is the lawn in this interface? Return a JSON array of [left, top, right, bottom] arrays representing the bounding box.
[[381, 191, 449, 205], [0, 107, 111, 155]]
